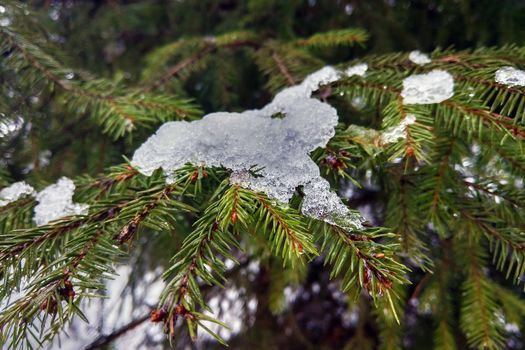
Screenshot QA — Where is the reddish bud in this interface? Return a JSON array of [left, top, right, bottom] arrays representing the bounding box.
[[59, 280, 75, 299], [231, 211, 238, 224], [150, 308, 167, 323], [174, 304, 186, 315], [40, 297, 57, 314]]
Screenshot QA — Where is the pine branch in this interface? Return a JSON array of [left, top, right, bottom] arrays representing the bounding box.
[[253, 193, 317, 262], [458, 239, 505, 349], [318, 224, 410, 318], [1, 25, 201, 139], [297, 28, 369, 48]]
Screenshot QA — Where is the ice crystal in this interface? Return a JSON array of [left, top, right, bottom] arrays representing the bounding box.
[[0, 181, 35, 207], [33, 177, 89, 226], [345, 63, 368, 77], [408, 50, 431, 65], [495, 66, 525, 87], [132, 66, 365, 230], [401, 69, 454, 104], [381, 114, 417, 144], [302, 178, 364, 231]]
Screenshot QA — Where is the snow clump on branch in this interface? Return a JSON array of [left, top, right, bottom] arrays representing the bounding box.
[[132, 65, 365, 231]]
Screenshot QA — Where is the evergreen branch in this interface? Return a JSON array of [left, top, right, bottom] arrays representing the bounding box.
[[460, 208, 525, 284], [253, 193, 317, 262], [143, 45, 215, 92], [254, 43, 323, 92], [270, 51, 297, 85], [297, 28, 369, 48], [439, 100, 525, 140], [385, 174, 432, 270], [459, 239, 505, 350], [158, 183, 247, 343], [142, 31, 260, 91], [319, 224, 409, 315], [0, 26, 201, 139]]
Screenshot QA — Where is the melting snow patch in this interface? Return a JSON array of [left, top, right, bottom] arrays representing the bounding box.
[[345, 63, 368, 77], [33, 177, 89, 226], [495, 66, 525, 87], [381, 114, 417, 144], [132, 67, 365, 231], [0, 181, 35, 207], [408, 50, 431, 65], [401, 69, 454, 104]]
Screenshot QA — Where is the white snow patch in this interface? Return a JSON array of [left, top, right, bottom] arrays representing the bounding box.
[[401, 69, 454, 104], [495, 66, 525, 87], [408, 50, 431, 65], [381, 114, 417, 144], [345, 63, 368, 77], [33, 177, 89, 226], [0, 181, 35, 207], [132, 66, 365, 231]]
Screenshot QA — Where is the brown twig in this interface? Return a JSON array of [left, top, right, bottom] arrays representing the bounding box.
[[271, 51, 296, 85]]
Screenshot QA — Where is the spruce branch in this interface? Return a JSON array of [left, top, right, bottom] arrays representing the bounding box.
[[318, 224, 410, 320], [297, 28, 369, 48], [0, 24, 201, 139]]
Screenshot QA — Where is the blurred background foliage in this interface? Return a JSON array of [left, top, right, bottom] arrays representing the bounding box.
[[1, 0, 525, 349]]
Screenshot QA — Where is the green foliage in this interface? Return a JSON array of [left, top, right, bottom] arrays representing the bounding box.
[[1, 1, 525, 349]]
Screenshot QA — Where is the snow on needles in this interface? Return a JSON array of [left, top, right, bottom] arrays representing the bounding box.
[[495, 66, 525, 87], [33, 177, 89, 226], [345, 63, 368, 77], [0, 181, 35, 207], [132, 65, 365, 231], [408, 50, 431, 65], [381, 114, 417, 144], [401, 69, 454, 104]]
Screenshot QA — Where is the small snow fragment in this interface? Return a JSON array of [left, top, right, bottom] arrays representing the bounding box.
[[33, 177, 89, 226], [0, 181, 35, 207], [264, 66, 340, 114], [345, 63, 368, 77], [301, 66, 341, 92], [133, 66, 365, 231], [401, 69, 454, 104], [381, 114, 417, 144], [302, 178, 364, 230], [495, 66, 525, 87], [408, 50, 431, 65]]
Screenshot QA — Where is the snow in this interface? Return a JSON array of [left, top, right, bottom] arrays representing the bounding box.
[[132, 66, 365, 231], [408, 50, 431, 65], [0, 181, 35, 207], [33, 177, 89, 226], [401, 69, 454, 104], [345, 63, 368, 77], [302, 178, 364, 231], [495, 66, 525, 87], [381, 114, 417, 144]]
